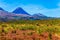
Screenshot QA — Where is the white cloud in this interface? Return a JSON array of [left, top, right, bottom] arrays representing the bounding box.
[[57, 2, 60, 7], [20, 4, 60, 17], [40, 8, 60, 17], [39, 2, 60, 17], [20, 4, 46, 14]]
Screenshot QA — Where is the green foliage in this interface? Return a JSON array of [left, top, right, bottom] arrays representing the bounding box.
[[19, 26, 37, 30], [0, 19, 60, 34]]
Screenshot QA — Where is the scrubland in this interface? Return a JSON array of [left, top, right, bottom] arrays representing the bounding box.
[[0, 19, 60, 40]]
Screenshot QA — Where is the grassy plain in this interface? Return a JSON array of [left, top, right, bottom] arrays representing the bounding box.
[[0, 19, 60, 40]]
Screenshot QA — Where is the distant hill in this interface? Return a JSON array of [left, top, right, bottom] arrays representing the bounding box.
[[0, 7, 55, 21], [0, 7, 30, 21], [32, 13, 48, 20], [12, 7, 30, 15]]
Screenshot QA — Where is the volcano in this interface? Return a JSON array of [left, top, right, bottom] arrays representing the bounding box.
[[12, 7, 30, 15], [0, 7, 4, 11]]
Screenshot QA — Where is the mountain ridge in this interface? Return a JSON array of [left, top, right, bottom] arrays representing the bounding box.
[[0, 7, 53, 21]]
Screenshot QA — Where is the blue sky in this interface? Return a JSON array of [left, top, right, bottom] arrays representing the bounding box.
[[0, 0, 60, 17]]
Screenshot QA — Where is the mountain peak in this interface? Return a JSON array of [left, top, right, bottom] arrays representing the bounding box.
[[34, 13, 46, 16], [12, 7, 30, 15], [14, 7, 23, 10], [0, 7, 4, 11]]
